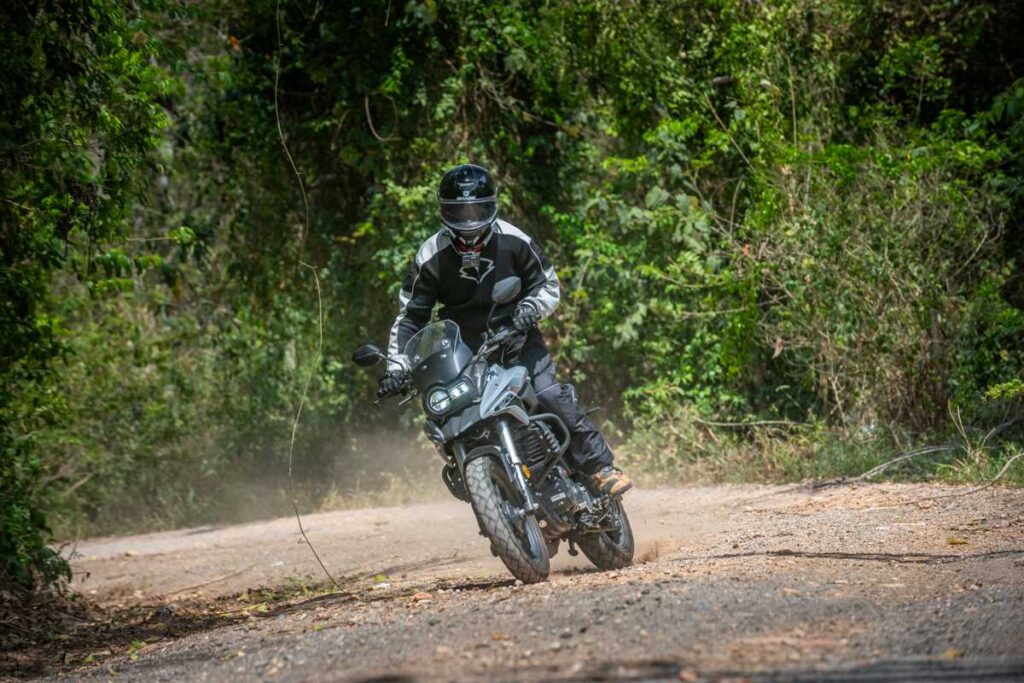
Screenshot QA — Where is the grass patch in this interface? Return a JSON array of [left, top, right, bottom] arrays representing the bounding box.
[[619, 416, 1024, 488]]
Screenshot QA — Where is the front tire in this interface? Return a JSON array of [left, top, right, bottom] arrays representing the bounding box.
[[577, 497, 634, 570], [465, 456, 549, 584]]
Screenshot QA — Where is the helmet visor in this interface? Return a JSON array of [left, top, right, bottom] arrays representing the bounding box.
[[438, 196, 497, 233]]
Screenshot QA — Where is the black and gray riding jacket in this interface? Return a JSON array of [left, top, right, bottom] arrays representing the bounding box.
[[387, 219, 561, 370]]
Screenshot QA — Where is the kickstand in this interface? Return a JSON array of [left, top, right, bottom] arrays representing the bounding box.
[[567, 537, 579, 557]]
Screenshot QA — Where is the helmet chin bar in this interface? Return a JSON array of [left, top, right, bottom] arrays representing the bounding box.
[[447, 222, 493, 254]]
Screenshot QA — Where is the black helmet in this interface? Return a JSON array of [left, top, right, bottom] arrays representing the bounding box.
[[437, 164, 497, 247]]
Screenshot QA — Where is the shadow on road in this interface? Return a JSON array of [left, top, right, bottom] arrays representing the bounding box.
[[685, 548, 1024, 565], [462, 657, 1024, 682]]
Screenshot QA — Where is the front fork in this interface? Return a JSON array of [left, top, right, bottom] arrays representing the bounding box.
[[495, 418, 539, 515]]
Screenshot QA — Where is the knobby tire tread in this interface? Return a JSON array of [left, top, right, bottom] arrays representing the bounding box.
[[576, 499, 634, 570], [465, 457, 549, 584]]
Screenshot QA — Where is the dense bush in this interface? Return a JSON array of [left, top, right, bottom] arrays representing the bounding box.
[[0, 1, 171, 585], [3, 0, 1023, 586]]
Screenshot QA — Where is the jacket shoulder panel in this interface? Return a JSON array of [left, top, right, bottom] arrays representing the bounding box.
[[493, 218, 533, 245], [414, 230, 450, 267]]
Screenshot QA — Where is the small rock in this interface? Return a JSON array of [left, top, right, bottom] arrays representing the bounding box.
[[549, 641, 562, 652]]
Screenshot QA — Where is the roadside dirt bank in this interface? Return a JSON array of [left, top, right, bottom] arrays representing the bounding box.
[[7, 483, 1024, 681]]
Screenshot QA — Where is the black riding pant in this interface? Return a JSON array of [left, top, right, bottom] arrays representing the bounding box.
[[510, 330, 614, 475]]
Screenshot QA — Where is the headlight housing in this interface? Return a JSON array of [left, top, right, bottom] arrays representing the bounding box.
[[425, 380, 472, 416]]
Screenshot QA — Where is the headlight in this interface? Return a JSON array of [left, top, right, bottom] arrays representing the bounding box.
[[428, 388, 451, 413], [448, 380, 469, 399]]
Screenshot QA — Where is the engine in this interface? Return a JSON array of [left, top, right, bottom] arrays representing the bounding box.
[[512, 419, 593, 532], [535, 466, 589, 513]]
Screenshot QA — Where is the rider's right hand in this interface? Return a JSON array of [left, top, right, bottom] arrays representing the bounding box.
[[377, 371, 405, 398]]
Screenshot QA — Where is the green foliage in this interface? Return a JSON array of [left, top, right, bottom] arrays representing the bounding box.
[[0, 0, 169, 586], [3, 0, 1024, 587]]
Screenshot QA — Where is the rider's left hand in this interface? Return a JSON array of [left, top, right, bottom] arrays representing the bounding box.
[[377, 371, 406, 398], [513, 301, 540, 331]]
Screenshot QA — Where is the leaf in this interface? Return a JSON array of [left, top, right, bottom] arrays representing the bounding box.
[[169, 225, 195, 245], [947, 536, 968, 546], [773, 337, 784, 358], [644, 185, 670, 208]]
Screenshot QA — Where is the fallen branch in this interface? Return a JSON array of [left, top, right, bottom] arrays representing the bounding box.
[[904, 451, 1024, 505], [812, 444, 958, 490], [980, 416, 1023, 449], [165, 563, 255, 597], [694, 418, 806, 429]]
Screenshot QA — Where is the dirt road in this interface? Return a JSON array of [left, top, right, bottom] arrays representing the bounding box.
[[41, 484, 1024, 680]]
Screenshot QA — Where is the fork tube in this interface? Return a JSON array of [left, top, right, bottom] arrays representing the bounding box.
[[496, 418, 538, 513]]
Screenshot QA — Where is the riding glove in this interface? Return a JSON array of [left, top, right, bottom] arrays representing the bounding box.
[[377, 371, 406, 398], [513, 301, 541, 331]]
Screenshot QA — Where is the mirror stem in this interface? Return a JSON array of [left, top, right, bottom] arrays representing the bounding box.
[[484, 302, 498, 329]]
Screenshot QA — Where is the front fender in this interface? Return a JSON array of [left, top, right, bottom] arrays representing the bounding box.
[[457, 444, 516, 490]]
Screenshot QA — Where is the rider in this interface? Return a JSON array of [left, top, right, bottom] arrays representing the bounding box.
[[379, 163, 632, 496]]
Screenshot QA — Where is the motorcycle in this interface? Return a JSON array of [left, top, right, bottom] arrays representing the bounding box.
[[352, 276, 633, 583]]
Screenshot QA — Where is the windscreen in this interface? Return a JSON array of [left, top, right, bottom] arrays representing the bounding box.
[[404, 320, 472, 390], [404, 320, 461, 366]]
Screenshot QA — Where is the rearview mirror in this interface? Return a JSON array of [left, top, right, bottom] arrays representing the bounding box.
[[491, 276, 522, 305], [352, 344, 385, 367]]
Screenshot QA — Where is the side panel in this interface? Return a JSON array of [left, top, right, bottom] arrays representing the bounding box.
[[480, 365, 529, 418]]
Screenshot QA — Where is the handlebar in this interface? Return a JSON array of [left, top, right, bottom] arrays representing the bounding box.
[[375, 380, 413, 405], [471, 325, 525, 364], [484, 324, 524, 348]]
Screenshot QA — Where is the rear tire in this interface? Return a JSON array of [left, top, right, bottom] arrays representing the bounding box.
[[465, 456, 549, 584], [577, 497, 634, 571]]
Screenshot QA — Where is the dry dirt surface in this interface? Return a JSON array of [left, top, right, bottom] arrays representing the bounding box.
[[24, 484, 1024, 681]]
